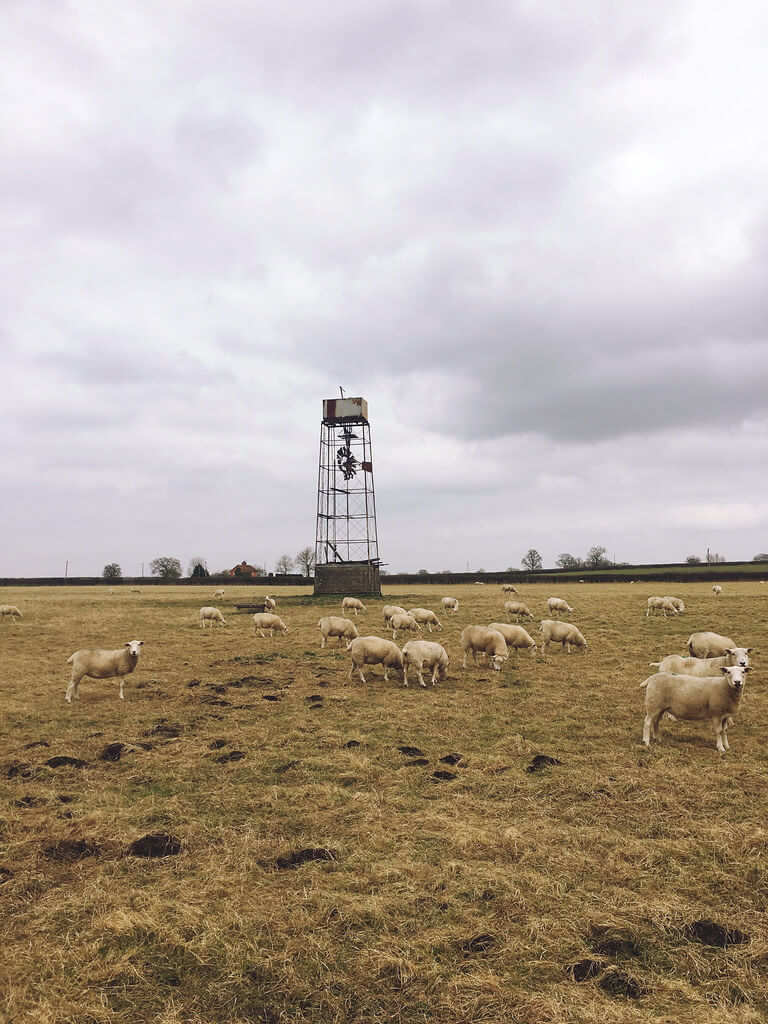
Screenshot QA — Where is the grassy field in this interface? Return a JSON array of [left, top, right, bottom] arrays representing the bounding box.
[[0, 581, 766, 1023]]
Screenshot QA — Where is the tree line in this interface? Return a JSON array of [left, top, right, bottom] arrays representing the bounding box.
[[101, 547, 317, 581]]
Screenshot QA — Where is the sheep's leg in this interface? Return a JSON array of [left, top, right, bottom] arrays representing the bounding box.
[[565, 642, 571, 654], [402, 663, 409, 687], [357, 667, 366, 683], [715, 719, 727, 753], [462, 650, 468, 669], [119, 678, 125, 699], [383, 666, 390, 682], [643, 715, 653, 746], [348, 662, 355, 681], [722, 718, 731, 750], [65, 671, 81, 703], [321, 636, 326, 649], [651, 711, 663, 741], [419, 668, 427, 688], [541, 640, 549, 653]]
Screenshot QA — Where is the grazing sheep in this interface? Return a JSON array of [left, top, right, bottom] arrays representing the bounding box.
[[402, 640, 449, 687], [342, 597, 367, 616], [713, 585, 723, 595], [264, 595, 276, 610], [487, 622, 537, 655], [408, 608, 443, 632], [642, 665, 750, 752], [646, 596, 678, 618], [390, 612, 422, 639], [687, 631, 737, 659], [382, 604, 407, 626], [318, 615, 359, 648], [473, 581, 485, 586], [441, 596, 459, 614], [108, 589, 114, 596], [130, 589, 140, 593], [547, 597, 573, 618], [200, 606, 227, 628], [505, 601, 533, 621], [65, 640, 144, 703], [460, 626, 508, 671], [347, 636, 403, 683], [647, 647, 752, 679], [502, 584, 518, 594], [664, 596, 685, 614], [253, 613, 288, 637], [214, 588, 225, 598], [540, 619, 587, 654], [0, 605, 23, 621]]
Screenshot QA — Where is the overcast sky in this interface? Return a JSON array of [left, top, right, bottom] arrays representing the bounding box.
[[3, 0, 768, 577]]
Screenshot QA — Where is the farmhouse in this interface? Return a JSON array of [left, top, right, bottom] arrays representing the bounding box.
[[228, 560, 262, 578]]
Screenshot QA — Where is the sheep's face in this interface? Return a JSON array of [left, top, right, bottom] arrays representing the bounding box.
[[490, 654, 507, 671], [721, 665, 749, 691], [726, 647, 752, 668], [125, 640, 144, 657]]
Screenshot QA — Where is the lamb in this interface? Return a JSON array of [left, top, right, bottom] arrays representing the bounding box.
[[713, 585, 723, 595], [382, 604, 407, 626], [487, 622, 537, 655], [402, 640, 449, 687], [642, 665, 750, 752], [540, 619, 587, 654], [342, 597, 367, 616], [214, 588, 225, 598], [646, 596, 678, 618], [347, 636, 403, 683], [664, 596, 685, 614], [505, 601, 533, 621], [547, 597, 573, 618], [408, 607, 443, 632], [687, 631, 737, 659], [318, 615, 359, 648], [390, 612, 422, 639], [0, 605, 23, 621], [441, 596, 459, 614], [264, 595, 276, 610], [65, 640, 144, 703], [200, 606, 227, 628], [460, 626, 508, 671], [253, 613, 288, 636], [647, 647, 752, 679], [502, 584, 518, 594]]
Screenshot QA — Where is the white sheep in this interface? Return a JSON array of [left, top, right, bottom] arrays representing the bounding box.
[[664, 596, 685, 614], [646, 596, 678, 618], [214, 588, 225, 598], [108, 589, 114, 596], [402, 640, 449, 687], [505, 601, 533, 621], [408, 608, 443, 632], [390, 612, 422, 639], [712, 585, 723, 595], [441, 596, 459, 614], [502, 584, 518, 594], [687, 631, 737, 659], [647, 647, 752, 678], [347, 636, 403, 683], [540, 619, 587, 654], [264, 595, 276, 610], [460, 626, 508, 671], [342, 597, 367, 616], [642, 665, 750, 752], [487, 622, 537, 655], [318, 615, 359, 648], [0, 605, 23, 621], [473, 581, 485, 586], [65, 640, 144, 703], [547, 597, 573, 618], [253, 612, 288, 637], [382, 604, 407, 626], [200, 606, 227, 628]]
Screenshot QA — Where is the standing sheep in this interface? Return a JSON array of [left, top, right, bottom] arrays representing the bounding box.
[[547, 597, 573, 618], [502, 584, 518, 594], [540, 619, 587, 654], [713, 585, 723, 595], [646, 597, 678, 618], [347, 636, 403, 683], [687, 632, 737, 659], [642, 665, 750, 752], [318, 616, 359, 648], [65, 640, 144, 703], [402, 640, 449, 687], [505, 601, 533, 621], [264, 596, 276, 610], [253, 613, 288, 637], [408, 608, 443, 632], [647, 648, 752, 678], [441, 596, 459, 614], [460, 626, 508, 671], [342, 597, 367, 616], [200, 606, 227, 628], [0, 605, 23, 621], [487, 622, 537, 655], [382, 604, 407, 626], [214, 588, 225, 598], [390, 612, 422, 640]]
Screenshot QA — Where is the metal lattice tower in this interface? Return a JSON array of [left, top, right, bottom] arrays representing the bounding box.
[[314, 395, 382, 595]]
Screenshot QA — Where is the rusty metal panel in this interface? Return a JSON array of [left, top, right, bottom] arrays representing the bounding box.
[[323, 397, 368, 421]]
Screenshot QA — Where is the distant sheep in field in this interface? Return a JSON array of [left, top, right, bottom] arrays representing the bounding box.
[[200, 606, 226, 628], [687, 631, 737, 659], [664, 596, 685, 614], [408, 608, 442, 632], [253, 613, 288, 637], [441, 596, 459, 614], [641, 665, 750, 752], [487, 622, 537, 655], [646, 596, 678, 618], [347, 636, 403, 683], [502, 584, 518, 594], [342, 597, 367, 616], [0, 605, 23, 622], [505, 601, 533, 621], [108, 589, 114, 596], [713, 585, 723, 595], [264, 596, 276, 610], [214, 588, 225, 598], [547, 597, 573, 618], [318, 616, 359, 648], [402, 640, 449, 687], [473, 581, 485, 586], [390, 612, 422, 640], [460, 626, 508, 671], [382, 605, 407, 626], [540, 619, 587, 654], [648, 648, 752, 677], [65, 640, 144, 703]]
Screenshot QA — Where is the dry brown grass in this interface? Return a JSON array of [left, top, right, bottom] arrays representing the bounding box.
[[0, 581, 766, 1023]]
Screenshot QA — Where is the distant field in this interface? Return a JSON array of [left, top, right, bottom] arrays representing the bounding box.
[[1, 582, 767, 1023]]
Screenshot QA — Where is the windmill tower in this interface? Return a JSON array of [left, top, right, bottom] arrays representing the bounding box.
[[314, 394, 382, 596]]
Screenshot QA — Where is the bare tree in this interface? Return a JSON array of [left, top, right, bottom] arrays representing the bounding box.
[[686, 555, 702, 565], [150, 556, 182, 580], [275, 554, 295, 574], [555, 553, 582, 570], [295, 546, 315, 576], [521, 549, 543, 571], [584, 546, 610, 569]]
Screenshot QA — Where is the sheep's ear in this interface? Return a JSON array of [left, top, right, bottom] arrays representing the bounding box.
[[747, 647, 755, 653], [726, 648, 736, 655], [720, 666, 730, 674]]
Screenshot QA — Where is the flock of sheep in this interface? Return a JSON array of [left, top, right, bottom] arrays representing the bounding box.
[[1, 582, 757, 755]]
